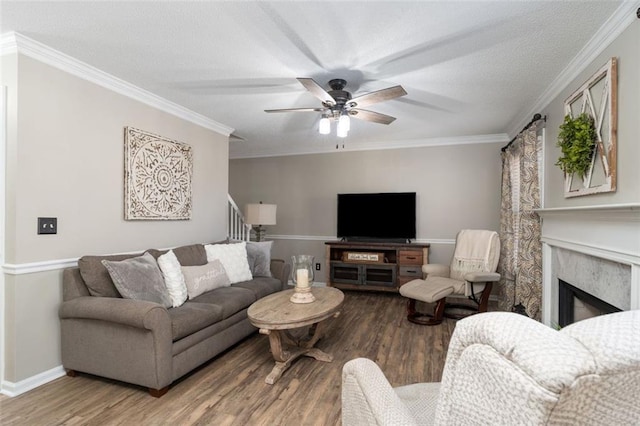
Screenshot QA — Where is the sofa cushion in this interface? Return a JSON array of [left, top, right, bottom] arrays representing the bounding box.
[[246, 241, 273, 277], [181, 260, 231, 299], [205, 242, 253, 284], [232, 277, 282, 299], [147, 243, 208, 267], [78, 253, 141, 297], [168, 302, 224, 341], [102, 252, 172, 308], [190, 286, 256, 319]]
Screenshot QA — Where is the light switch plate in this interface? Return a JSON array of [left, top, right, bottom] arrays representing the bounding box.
[[38, 217, 57, 235]]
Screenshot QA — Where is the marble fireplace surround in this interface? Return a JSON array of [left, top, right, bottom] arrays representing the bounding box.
[[536, 203, 640, 326]]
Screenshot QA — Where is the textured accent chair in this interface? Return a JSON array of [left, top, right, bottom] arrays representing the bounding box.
[[342, 310, 640, 425], [399, 229, 500, 325]]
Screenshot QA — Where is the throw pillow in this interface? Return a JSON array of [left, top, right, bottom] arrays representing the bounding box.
[[181, 260, 231, 299], [157, 249, 188, 307], [101, 252, 172, 308], [246, 241, 273, 277], [78, 253, 140, 298], [204, 241, 253, 284]]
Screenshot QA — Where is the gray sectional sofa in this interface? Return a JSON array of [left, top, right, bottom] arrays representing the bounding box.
[[59, 242, 290, 397]]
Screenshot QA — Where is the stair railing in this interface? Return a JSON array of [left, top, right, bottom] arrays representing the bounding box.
[[228, 194, 251, 241]]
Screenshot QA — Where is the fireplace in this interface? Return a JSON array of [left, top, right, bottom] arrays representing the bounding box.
[[536, 204, 640, 327], [558, 279, 621, 327]]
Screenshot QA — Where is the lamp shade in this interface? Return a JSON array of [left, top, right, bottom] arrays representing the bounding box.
[[244, 203, 277, 225]]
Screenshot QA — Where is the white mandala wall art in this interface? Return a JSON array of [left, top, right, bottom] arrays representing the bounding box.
[[124, 127, 193, 220]]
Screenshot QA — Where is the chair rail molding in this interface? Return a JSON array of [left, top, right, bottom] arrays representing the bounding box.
[[269, 235, 455, 245]]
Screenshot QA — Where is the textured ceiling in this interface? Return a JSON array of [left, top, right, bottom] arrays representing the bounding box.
[[0, 1, 627, 158]]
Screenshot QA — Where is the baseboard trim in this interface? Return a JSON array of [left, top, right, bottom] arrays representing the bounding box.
[[1, 365, 66, 397]]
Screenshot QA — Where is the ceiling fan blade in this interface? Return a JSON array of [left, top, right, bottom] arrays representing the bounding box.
[[264, 107, 326, 113], [297, 78, 336, 106], [349, 85, 407, 108], [350, 109, 397, 125]]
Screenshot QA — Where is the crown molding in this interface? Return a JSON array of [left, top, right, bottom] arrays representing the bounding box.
[[507, 1, 639, 137], [0, 32, 234, 136], [229, 133, 509, 159]]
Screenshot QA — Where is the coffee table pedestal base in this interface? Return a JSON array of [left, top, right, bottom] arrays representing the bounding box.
[[260, 314, 338, 385]]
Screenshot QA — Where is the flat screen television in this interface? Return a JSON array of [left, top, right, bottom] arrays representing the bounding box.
[[337, 192, 416, 242]]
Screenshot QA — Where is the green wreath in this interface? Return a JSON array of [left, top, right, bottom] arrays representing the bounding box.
[[555, 113, 597, 179]]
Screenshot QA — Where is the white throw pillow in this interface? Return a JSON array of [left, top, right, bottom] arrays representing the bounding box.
[[157, 249, 188, 308], [181, 260, 231, 299], [204, 241, 253, 284]]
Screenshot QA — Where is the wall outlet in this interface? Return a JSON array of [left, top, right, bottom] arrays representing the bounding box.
[[38, 217, 57, 235], [315, 263, 321, 271]]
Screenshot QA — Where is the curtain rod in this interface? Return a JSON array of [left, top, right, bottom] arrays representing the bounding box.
[[501, 113, 547, 152]]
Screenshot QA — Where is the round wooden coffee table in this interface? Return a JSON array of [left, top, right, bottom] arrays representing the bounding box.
[[248, 287, 344, 384]]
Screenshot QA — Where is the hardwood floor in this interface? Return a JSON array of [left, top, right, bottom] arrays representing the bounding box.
[[0, 291, 457, 425]]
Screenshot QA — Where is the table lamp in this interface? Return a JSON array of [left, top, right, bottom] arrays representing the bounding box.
[[244, 202, 277, 242]]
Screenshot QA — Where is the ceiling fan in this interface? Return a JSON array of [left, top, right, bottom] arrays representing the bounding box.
[[265, 78, 407, 137]]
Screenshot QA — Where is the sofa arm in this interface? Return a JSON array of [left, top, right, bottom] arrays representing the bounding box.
[[59, 296, 173, 391], [270, 258, 291, 289], [342, 358, 417, 426], [59, 296, 170, 330]]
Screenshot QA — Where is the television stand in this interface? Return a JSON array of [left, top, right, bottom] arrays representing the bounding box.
[[325, 241, 430, 293]]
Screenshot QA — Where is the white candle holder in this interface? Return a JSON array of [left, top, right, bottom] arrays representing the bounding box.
[[290, 255, 316, 304], [290, 285, 316, 304]]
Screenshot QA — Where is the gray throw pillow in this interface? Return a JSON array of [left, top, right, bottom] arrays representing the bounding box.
[[246, 241, 273, 277], [101, 252, 172, 308], [181, 260, 231, 299]]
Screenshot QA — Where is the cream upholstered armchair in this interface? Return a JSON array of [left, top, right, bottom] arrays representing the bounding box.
[[399, 229, 500, 325], [342, 310, 640, 425]]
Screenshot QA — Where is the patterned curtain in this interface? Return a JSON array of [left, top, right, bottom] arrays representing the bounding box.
[[497, 123, 543, 320]]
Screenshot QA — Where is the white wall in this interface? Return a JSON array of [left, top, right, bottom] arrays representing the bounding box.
[[230, 142, 503, 282], [542, 22, 640, 207], [1, 53, 229, 388]]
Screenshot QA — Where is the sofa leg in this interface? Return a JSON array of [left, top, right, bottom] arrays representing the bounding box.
[[66, 370, 77, 377], [406, 298, 445, 326], [149, 386, 169, 398]]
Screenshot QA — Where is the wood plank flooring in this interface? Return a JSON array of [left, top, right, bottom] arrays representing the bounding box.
[[0, 291, 457, 426]]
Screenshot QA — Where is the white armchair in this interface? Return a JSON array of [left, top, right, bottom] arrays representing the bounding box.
[[399, 229, 500, 325], [342, 310, 640, 425]]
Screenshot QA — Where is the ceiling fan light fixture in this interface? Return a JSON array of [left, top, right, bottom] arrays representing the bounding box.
[[319, 115, 331, 135], [268, 77, 406, 138], [337, 118, 349, 138], [339, 112, 350, 132]]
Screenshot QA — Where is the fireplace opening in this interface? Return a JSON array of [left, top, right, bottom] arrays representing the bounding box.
[[558, 279, 621, 327]]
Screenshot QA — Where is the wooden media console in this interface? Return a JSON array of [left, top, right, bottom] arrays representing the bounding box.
[[325, 241, 430, 292]]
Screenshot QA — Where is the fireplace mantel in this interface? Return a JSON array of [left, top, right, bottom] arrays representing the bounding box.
[[536, 203, 640, 325]]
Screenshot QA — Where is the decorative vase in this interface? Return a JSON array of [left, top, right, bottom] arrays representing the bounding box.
[[290, 254, 316, 304]]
